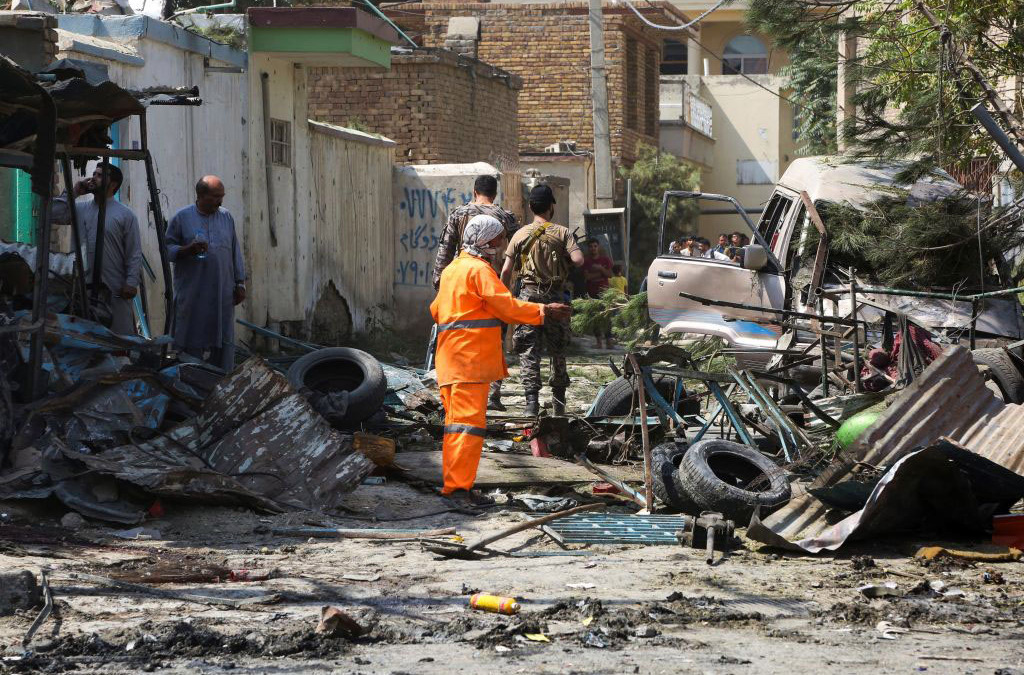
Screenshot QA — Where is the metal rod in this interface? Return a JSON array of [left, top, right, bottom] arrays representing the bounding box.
[[850, 269, 862, 393], [624, 177, 632, 282], [576, 455, 647, 507], [139, 112, 174, 334], [59, 156, 92, 320], [677, 290, 863, 327], [970, 297, 978, 350], [691, 382, 735, 442], [970, 102, 1024, 173], [817, 296, 829, 397], [707, 380, 755, 447], [28, 190, 53, 401], [746, 372, 815, 452], [628, 355, 655, 513], [89, 155, 110, 302], [729, 368, 792, 462]]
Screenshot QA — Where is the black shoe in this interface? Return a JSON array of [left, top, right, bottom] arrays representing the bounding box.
[[488, 395, 506, 411], [444, 489, 495, 510], [525, 392, 539, 417], [552, 387, 566, 416]]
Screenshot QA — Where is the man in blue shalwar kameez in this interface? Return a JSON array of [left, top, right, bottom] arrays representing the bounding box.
[[166, 175, 246, 371]]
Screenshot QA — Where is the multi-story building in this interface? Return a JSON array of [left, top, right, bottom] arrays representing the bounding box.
[[659, 0, 799, 236]]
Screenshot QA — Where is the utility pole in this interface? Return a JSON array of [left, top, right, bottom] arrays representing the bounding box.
[[588, 0, 614, 209]]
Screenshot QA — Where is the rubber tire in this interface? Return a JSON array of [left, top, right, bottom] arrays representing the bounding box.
[[592, 376, 700, 417], [287, 347, 388, 425], [651, 442, 698, 513], [971, 348, 1024, 404], [677, 439, 791, 524]]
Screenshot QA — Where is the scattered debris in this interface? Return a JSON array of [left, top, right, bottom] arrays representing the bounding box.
[[315, 606, 364, 638], [0, 570, 41, 616], [469, 594, 520, 615]]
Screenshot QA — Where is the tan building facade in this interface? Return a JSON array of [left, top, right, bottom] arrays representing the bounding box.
[[659, 0, 800, 237]]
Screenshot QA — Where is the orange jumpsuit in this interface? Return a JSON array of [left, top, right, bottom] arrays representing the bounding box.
[[430, 252, 546, 494]]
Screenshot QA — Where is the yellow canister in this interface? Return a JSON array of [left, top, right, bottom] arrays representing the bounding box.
[[469, 593, 520, 615]]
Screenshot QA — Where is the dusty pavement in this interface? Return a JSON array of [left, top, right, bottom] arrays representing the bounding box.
[[2, 343, 1023, 674]]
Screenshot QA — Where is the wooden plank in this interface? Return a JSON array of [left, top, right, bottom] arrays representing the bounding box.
[[394, 451, 643, 488]]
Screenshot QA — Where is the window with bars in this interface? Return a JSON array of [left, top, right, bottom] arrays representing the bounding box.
[[270, 119, 291, 167], [625, 37, 638, 131]]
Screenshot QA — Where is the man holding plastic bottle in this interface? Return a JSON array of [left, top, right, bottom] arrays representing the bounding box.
[[166, 175, 245, 371]]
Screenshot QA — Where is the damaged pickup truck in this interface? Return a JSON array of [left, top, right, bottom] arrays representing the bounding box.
[[647, 157, 1024, 401]]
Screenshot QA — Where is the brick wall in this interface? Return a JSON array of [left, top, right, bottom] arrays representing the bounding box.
[[386, 2, 673, 166], [307, 48, 520, 165]]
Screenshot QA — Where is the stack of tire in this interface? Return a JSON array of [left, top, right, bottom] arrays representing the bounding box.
[[652, 439, 791, 523]]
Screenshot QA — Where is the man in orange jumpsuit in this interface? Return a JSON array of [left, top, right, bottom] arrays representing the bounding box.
[[430, 215, 571, 507]]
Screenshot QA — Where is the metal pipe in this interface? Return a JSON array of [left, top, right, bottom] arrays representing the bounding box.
[[356, 0, 418, 48], [260, 73, 278, 247], [576, 455, 647, 507], [971, 102, 1024, 174], [140, 113, 174, 334], [171, 0, 236, 18], [706, 380, 755, 447], [729, 368, 793, 462], [818, 295, 829, 397], [849, 269, 862, 393], [855, 285, 1024, 301], [60, 156, 93, 320], [624, 177, 632, 282], [90, 156, 110, 302], [28, 192, 53, 400]]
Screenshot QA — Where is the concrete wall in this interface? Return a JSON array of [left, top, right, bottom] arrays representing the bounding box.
[[55, 15, 248, 335], [392, 161, 506, 333], [518, 154, 595, 234]]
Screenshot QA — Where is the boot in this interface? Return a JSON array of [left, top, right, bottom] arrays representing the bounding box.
[[524, 391, 540, 417], [551, 387, 566, 416], [487, 393, 506, 411]]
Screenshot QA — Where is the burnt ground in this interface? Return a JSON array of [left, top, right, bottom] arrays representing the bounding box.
[[2, 342, 1023, 674]]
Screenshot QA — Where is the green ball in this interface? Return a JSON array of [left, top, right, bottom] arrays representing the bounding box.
[[835, 410, 881, 449]]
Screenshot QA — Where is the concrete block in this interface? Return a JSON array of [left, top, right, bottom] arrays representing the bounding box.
[[0, 570, 41, 616], [446, 15, 479, 41]]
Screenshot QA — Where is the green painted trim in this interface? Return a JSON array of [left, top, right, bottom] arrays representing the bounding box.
[[250, 26, 391, 67], [12, 170, 36, 245]]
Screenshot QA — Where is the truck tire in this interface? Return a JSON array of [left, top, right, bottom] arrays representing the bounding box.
[[591, 376, 700, 418], [287, 347, 388, 425], [677, 439, 791, 524], [972, 348, 1024, 404], [651, 442, 698, 513]]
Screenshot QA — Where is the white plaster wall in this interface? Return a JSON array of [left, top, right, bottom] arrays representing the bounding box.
[[57, 38, 248, 335], [392, 161, 503, 333], [517, 156, 594, 234]]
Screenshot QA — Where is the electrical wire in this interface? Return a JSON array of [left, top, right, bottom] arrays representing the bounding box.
[[622, 0, 734, 31], [626, 0, 807, 111]]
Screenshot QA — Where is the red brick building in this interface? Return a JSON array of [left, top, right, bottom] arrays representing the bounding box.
[[384, 1, 686, 167], [307, 48, 521, 165]]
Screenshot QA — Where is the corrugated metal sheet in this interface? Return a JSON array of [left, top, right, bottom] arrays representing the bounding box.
[[753, 346, 1024, 547], [307, 121, 396, 331], [67, 358, 373, 512]]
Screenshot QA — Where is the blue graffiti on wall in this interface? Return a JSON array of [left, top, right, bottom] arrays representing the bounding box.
[[395, 186, 473, 287]]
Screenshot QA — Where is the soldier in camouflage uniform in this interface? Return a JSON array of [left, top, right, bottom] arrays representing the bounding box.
[[432, 175, 518, 410], [500, 185, 583, 416]]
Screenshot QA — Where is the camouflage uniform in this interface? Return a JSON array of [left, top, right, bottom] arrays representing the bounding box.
[[432, 202, 518, 290], [505, 220, 580, 396], [512, 287, 571, 392]]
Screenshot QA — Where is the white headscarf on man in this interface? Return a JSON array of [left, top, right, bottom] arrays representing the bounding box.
[[461, 214, 505, 259]]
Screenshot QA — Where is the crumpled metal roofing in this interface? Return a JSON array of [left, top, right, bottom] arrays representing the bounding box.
[[66, 357, 374, 512], [750, 346, 1024, 549]]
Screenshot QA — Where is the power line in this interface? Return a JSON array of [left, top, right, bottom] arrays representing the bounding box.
[[621, 0, 733, 31]]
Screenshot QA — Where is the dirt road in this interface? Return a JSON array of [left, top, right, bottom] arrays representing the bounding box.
[[2, 483, 1022, 674]]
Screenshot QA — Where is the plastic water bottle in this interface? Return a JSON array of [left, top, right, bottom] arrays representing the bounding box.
[[194, 229, 207, 261]]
